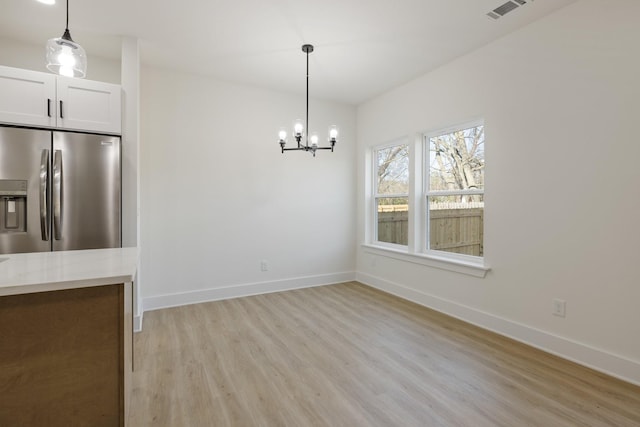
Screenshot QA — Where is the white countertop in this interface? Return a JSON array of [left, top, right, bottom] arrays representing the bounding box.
[[0, 247, 138, 297]]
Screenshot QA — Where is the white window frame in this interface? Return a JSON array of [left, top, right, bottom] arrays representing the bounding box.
[[372, 139, 410, 250], [423, 120, 485, 262], [363, 121, 489, 278]]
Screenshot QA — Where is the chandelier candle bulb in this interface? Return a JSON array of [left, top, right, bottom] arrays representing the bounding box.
[[294, 121, 304, 135], [310, 133, 319, 147], [278, 128, 287, 152], [329, 126, 338, 143]]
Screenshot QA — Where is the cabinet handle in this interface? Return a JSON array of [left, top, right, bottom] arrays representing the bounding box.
[[59, 100, 64, 119], [47, 99, 51, 117]]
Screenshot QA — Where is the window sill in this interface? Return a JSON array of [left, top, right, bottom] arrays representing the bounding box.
[[361, 244, 490, 278]]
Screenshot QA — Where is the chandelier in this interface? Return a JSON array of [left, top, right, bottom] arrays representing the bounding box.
[[278, 44, 338, 157]]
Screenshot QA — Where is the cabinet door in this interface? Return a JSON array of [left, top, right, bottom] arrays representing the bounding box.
[[56, 77, 122, 134], [0, 66, 57, 128]]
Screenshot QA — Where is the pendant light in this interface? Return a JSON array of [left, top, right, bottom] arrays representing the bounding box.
[[46, 0, 87, 78], [278, 44, 338, 157]]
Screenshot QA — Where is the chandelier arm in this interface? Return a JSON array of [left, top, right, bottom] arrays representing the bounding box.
[[283, 148, 313, 153], [282, 145, 333, 152]]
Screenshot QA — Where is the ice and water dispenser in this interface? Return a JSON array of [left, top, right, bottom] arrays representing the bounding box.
[[0, 180, 27, 233]]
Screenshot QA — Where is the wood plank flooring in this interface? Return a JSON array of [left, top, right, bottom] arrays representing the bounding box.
[[128, 282, 640, 426]]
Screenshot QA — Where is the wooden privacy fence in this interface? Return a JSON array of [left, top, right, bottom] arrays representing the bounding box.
[[377, 204, 484, 256]]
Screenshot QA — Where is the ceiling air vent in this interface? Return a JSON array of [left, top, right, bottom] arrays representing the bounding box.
[[487, 0, 529, 20]]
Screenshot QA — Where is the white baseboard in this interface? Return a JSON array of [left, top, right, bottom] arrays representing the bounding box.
[[356, 272, 640, 387], [143, 271, 356, 313], [134, 313, 143, 333]]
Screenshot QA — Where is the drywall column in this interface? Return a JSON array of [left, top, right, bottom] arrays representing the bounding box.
[[121, 36, 142, 331]]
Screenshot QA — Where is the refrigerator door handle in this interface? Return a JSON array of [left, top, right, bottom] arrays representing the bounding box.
[[53, 150, 63, 240], [39, 149, 50, 241]]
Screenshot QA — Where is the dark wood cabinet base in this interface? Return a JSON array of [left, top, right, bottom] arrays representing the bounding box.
[[0, 283, 132, 426]]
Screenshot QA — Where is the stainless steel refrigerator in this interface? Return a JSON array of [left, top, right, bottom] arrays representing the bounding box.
[[0, 126, 120, 254]]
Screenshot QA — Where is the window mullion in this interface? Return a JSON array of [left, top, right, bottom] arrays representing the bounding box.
[[422, 134, 429, 252], [374, 192, 408, 199], [367, 149, 375, 244], [426, 189, 485, 197], [408, 133, 422, 254]]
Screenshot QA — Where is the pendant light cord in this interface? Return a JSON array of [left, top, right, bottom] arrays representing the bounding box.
[[66, 0, 69, 31], [305, 49, 309, 147]]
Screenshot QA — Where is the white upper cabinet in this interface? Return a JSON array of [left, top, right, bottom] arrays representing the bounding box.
[[56, 76, 121, 134], [0, 66, 121, 134], [0, 66, 57, 128]]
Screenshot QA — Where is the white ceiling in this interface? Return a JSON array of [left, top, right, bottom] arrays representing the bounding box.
[[0, 0, 577, 104]]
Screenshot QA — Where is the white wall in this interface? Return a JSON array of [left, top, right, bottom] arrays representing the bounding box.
[[140, 67, 357, 309], [356, 0, 640, 385], [0, 37, 121, 84]]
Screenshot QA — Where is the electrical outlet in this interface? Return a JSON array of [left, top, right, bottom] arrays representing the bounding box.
[[260, 260, 269, 272], [552, 299, 566, 317]]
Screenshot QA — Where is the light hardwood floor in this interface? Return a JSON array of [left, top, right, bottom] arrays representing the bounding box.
[[128, 282, 640, 426]]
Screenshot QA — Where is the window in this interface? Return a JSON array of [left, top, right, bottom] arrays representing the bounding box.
[[426, 124, 484, 257], [366, 121, 487, 276], [374, 142, 409, 246]]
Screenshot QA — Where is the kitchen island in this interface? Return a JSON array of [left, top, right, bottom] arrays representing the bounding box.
[[0, 248, 138, 427]]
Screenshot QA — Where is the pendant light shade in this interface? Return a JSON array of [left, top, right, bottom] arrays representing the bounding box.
[[46, 0, 86, 78]]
